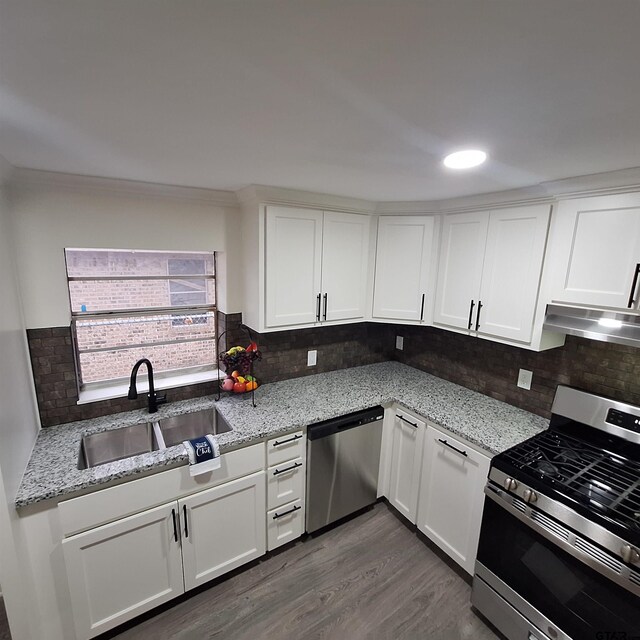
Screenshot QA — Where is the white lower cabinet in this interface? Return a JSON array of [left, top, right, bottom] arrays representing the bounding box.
[[63, 466, 266, 640], [416, 425, 491, 575], [387, 409, 426, 524], [180, 471, 266, 591], [62, 502, 185, 640]]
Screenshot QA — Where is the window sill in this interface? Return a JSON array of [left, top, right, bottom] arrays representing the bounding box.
[[77, 369, 225, 405]]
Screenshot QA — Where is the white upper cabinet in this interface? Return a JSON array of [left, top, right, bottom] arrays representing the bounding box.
[[321, 211, 370, 322], [372, 215, 436, 322], [265, 207, 323, 327], [434, 211, 489, 331], [478, 205, 550, 342], [434, 205, 551, 344], [265, 206, 370, 328], [547, 193, 640, 309]]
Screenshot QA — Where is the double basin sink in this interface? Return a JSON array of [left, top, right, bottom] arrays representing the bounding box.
[[78, 409, 232, 469]]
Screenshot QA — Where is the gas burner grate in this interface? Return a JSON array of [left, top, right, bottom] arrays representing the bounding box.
[[502, 430, 640, 533]]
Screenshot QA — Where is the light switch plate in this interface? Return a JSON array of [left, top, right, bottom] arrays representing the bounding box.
[[517, 369, 533, 390], [396, 336, 404, 350], [307, 350, 317, 367]]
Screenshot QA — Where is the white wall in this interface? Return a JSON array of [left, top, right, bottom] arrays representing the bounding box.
[[9, 173, 243, 328], [0, 159, 41, 639]]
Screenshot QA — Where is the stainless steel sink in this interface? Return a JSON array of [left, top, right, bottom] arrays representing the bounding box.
[[157, 409, 231, 448], [78, 422, 160, 469]]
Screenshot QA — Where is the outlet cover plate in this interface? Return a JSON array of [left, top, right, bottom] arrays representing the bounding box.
[[396, 336, 404, 350], [307, 350, 317, 367], [517, 369, 533, 390]]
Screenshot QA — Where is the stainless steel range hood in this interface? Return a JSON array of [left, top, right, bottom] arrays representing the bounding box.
[[543, 303, 640, 348]]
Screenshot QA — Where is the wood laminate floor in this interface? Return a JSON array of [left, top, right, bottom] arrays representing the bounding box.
[[108, 502, 501, 640]]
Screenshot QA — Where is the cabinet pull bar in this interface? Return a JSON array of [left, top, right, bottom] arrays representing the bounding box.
[[438, 438, 468, 457], [475, 300, 483, 331], [467, 300, 475, 330], [273, 434, 302, 447], [273, 504, 301, 520], [323, 293, 328, 321], [183, 505, 189, 538], [627, 264, 640, 308], [396, 414, 418, 428], [316, 293, 321, 321], [273, 461, 302, 476], [420, 293, 425, 322], [171, 508, 178, 542]]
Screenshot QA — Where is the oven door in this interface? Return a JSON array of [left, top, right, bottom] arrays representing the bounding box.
[[474, 490, 640, 640]]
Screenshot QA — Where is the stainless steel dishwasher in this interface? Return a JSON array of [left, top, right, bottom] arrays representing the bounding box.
[[306, 405, 384, 533]]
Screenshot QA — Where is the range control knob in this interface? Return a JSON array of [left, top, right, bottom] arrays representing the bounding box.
[[621, 544, 640, 564], [522, 489, 538, 504], [503, 477, 519, 491]]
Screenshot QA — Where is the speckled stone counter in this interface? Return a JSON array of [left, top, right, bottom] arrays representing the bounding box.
[[16, 362, 548, 508]]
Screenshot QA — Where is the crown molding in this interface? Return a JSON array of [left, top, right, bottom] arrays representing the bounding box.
[[236, 184, 375, 214], [0, 155, 14, 186], [539, 166, 640, 199], [9, 168, 240, 207]]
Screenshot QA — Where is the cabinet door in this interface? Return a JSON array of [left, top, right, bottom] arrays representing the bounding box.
[[417, 426, 491, 575], [372, 215, 435, 321], [321, 211, 371, 322], [180, 471, 266, 591], [388, 409, 425, 524], [265, 206, 323, 327], [62, 502, 184, 640], [551, 194, 640, 308], [477, 205, 550, 342], [434, 212, 489, 330]]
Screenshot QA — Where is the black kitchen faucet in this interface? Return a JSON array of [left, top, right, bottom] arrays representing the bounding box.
[[127, 358, 167, 413]]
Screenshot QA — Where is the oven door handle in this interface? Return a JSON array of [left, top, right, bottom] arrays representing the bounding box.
[[483, 484, 640, 598]]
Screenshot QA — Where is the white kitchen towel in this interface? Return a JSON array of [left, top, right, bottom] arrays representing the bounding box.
[[183, 434, 221, 476]]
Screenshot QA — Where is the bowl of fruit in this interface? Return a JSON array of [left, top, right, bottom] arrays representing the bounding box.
[[219, 343, 261, 394]]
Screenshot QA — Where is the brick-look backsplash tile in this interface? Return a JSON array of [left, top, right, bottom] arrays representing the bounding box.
[[390, 325, 640, 418], [28, 311, 241, 427], [27, 311, 640, 427]]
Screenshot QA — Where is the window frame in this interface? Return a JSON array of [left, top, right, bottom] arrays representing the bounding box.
[[64, 248, 219, 399]]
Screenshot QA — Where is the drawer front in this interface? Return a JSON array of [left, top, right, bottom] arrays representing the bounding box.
[[267, 499, 304, 551], [266, 431, 304, 466], [59, 443, 265, 537], [267, 457, 305, 510]]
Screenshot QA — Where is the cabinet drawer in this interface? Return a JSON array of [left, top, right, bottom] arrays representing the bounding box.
[[267, 457, 305, 509], [266, 431, 304, 466], [267, 499, 304, 551]]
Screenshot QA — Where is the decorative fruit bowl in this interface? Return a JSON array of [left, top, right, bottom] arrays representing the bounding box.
[[219, 342, 261, 394]]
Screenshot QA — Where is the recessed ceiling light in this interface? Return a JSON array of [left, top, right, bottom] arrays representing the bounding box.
[[443, 149, 487, 169]]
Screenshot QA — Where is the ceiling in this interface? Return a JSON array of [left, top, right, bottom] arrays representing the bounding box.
[[2, 0, 640, 201]]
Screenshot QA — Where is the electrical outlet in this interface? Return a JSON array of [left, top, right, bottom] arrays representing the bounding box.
[[517, 369, 533, 390], [307, 350, 317, 367], [396, 336, 404, 350]]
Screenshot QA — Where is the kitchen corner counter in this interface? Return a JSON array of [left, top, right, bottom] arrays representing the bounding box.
[[16, 362, 549, 508]]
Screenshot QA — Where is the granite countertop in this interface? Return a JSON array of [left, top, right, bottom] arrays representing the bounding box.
[[16, 362, 549, 508]]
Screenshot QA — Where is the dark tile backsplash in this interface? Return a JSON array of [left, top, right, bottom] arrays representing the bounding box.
[[390, 325, 640, 418], [28, 312, 640, 427], [29, 312, 241, 427]]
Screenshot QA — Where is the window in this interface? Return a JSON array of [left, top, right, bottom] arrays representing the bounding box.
[[65, 249, 217, 391]]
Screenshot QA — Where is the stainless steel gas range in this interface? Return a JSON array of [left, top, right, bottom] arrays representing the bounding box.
[[472, 385, 640, 640]]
